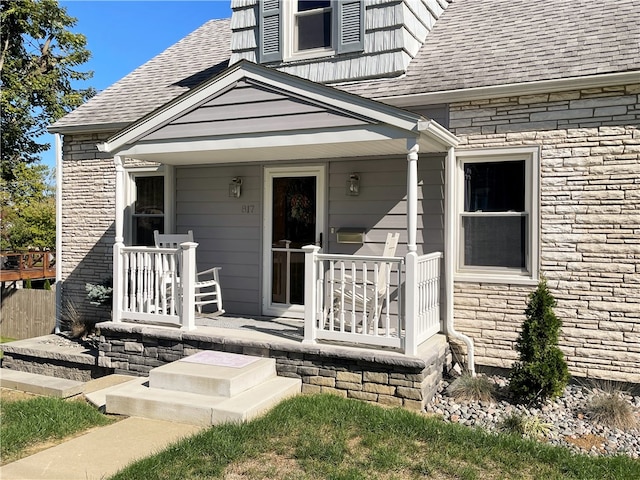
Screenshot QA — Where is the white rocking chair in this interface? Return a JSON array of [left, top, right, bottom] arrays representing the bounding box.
[[153, 230, 224, 315], [331, 232, 400, 332]]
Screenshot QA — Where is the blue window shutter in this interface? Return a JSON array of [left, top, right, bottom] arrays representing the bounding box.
[[336, 0, 364, 54], [260, 0, 283, 63]]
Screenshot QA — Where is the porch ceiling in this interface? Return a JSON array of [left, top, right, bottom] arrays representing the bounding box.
[[98, 61, 458, 163]]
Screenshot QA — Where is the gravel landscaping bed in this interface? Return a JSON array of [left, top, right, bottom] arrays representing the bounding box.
[[426, 375, 640, 458]]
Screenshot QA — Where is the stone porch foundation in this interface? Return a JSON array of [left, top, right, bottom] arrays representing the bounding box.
[[96, 321, 451, 410]]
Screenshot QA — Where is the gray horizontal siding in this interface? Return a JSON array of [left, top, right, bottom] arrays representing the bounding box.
[[141, 82, 369, 142], [175, 164, 262, 316], [174, 153, 445, 316], [327, 155, 444, 256]]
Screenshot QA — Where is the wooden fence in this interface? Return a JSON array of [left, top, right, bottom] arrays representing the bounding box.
[[0, 288, 56, 340]]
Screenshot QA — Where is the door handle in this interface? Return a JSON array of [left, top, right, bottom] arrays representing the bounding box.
[[318, 232, 323, 249]]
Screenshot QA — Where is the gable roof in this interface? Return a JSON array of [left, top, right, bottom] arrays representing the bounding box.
[[50, 0, 640, 134], [98, 61, 457, 164]]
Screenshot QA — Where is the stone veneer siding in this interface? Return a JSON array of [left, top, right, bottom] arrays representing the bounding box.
[[96, 322, 451, 409], [449, 84, 640, 383], [60, 133, 159, 324], [61, 132, 117, 324]]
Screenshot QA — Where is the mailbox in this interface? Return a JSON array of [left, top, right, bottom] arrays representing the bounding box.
[[336, 228, 366, 244]]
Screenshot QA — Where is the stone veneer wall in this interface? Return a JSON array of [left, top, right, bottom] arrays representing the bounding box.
[[60, 134, 159, 325], [97, 322, 451, 410], [448, 84, 640, 383], [61, 132, 117, 324]]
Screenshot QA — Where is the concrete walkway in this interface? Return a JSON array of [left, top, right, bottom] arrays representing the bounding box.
[[0, 417, 204, 480]]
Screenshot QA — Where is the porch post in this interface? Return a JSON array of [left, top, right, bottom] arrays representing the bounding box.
[[112, 155, 125, 322], [114, 155, 125, 244], [404, 251, 418, 356], [302, 245, 320, 345], [180, 241, 198, 331], [406, 140, 419, 253]]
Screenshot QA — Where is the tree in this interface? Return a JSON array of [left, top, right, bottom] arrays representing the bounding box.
[[1, 0, 95, 182], [0, 162, 55, 250], [509, 278, 570, 405]]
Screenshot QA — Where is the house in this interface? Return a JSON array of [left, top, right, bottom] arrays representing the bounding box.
[[47, 0, 640, 407]]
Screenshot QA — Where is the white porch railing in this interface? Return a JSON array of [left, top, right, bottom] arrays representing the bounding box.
[[112, 241, 197, 330], [303, 246, 442, 354], [111, 241, 442, 347]]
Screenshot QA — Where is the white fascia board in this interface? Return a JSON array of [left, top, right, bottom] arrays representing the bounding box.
[[381, 71, 640, 107], [101, 61, 429, 154]]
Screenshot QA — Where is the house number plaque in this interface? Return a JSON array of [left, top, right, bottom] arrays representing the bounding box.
[[241, 204, 255, 214]]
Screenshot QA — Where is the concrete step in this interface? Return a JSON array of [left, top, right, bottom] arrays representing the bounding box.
[[105, 375, 301, 426], [149, 351, 276, 397], [0, 369, 84, 398]]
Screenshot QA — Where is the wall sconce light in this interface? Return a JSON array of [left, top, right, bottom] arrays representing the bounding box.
[[229, 177, 243, 198], [346, 173, 360, 196]]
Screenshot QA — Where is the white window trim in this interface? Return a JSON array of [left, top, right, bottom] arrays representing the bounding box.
[[125, 166, 174, 244], [283, 0, 335, 61], [454, 147, 540, 285]]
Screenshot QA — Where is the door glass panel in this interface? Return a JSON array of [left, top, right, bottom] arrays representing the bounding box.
[[271, 176, 316, 305], [133, 176, 164, 246]]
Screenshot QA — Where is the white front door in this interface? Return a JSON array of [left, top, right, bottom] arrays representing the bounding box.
[[263, 166, 325, 318]]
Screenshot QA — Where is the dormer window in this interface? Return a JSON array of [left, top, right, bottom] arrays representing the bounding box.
[[259, 0, 364, 63], [295, 1, 332, 52]]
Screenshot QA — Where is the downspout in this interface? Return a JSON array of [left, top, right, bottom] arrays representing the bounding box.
[[54, 134, 63, 334], [445, 146, 475, 375]]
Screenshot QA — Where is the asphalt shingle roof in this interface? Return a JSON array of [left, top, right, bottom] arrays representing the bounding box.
[[340, 0, 640, 98], [51, 19, 231, 131], [51, 0, 640, 132]]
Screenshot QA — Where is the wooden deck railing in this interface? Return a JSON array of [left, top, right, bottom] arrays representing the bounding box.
[[0, 251, 56, 282]]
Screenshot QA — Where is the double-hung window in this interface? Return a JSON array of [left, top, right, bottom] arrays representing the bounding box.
[[259, 0, 364, 62], [456, 148, 539, 282], [294, 1, 333, 53], [128, 169, 171, 246]]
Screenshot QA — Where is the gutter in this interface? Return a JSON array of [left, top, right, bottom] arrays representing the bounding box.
[[381, 71, 640, 107], [54, 134, 63, 334], [445, 146, 475, 375]]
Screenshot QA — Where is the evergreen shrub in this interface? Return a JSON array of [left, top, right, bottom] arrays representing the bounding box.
[[509, 278, 569, 405]]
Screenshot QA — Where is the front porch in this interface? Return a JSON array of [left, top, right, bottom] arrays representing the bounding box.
[[95, 314, 451, 410], [112, 242, 444, 356]]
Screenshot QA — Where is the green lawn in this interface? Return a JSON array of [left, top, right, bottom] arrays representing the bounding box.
[[0, 395, 114, 464], [110, 394, 640, 480]]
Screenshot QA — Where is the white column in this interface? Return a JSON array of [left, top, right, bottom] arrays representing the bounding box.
[[112, 155, 125, 321], [406, 140, 419, 253], [114, 156, 125, 244], [54, 134, 63, 333], [302, 245, 320, 344], [404, 250, 418, 356], [180, 241, 198, 331]]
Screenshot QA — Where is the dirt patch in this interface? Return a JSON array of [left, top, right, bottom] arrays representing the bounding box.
[[563, 434, 606, 453], [223, 452, 306, 479], [0, 388, 40, 402]]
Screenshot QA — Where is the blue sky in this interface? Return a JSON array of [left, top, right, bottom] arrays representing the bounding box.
[[41, 0, 232, 170]]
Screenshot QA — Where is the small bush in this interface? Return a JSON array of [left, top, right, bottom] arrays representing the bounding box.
[[447, 374, 496, 403], [509, 278, 569, 405], [499, 413, 554, 440], [86, 278, 113, 307], [587, 390, 638, 431]]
